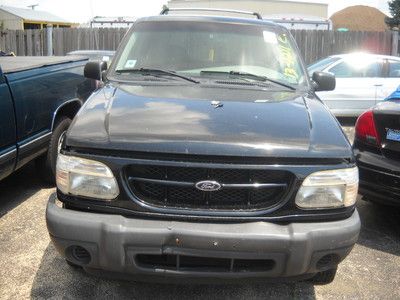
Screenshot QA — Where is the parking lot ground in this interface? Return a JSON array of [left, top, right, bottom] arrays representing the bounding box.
[[1, 161, 400, 299]]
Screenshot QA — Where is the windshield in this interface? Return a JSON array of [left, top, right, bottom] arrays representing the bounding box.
[[111, 20, 306, 87]]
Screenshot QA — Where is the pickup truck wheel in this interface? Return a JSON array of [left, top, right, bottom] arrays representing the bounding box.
[[309, 268, 337, 285], [36, 117, 72, 184]]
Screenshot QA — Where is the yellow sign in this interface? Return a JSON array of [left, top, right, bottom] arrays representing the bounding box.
[[278, 34, 299, 82]]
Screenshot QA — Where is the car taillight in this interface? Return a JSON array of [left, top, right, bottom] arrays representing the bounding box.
[[355, 110, 380, 146]]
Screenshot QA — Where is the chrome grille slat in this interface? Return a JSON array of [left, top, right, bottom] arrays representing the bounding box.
[[129, 177, 287, 189], [129, 177, 194, 187]]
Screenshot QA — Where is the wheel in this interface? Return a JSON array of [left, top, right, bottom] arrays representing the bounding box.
[[309, 268, 337, 285], [36, 116, 71, 184]]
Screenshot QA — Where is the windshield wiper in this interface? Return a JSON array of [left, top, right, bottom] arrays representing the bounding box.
[[200, 70, 296, 90], [115, 68, 200, 84]]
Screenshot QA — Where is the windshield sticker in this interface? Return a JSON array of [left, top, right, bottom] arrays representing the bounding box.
[[263, 31, 278, 44], [277, 34, 299, 82], [125, 59, 137, 69]]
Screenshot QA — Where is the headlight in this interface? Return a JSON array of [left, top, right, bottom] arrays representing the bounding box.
[[295, 167, 358, 209], [56, 154, 119, 200]]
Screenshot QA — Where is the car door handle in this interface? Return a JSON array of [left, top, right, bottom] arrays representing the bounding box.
[[374, 84, 383, 87]]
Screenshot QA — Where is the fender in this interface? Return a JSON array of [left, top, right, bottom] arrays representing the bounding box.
[[51, 98, 83, 131]]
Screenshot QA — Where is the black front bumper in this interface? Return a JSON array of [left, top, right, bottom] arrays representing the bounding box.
[[356, 150, 400, 206], [46, 194, 360, 282]]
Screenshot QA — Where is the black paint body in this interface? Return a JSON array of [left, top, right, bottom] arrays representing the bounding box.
[[354, 100, 400, 206], [64, 57, 355, 221]]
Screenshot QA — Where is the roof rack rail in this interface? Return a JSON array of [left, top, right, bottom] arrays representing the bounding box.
[[160, 7, 263, 20]]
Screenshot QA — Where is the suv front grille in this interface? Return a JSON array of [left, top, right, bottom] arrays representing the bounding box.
[[124, 164, 293, 212]]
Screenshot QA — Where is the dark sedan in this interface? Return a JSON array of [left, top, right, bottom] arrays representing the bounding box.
[[354, 100, 400, 206]]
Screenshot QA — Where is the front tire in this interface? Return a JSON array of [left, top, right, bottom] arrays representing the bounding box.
[[36, 117, 71, 184]]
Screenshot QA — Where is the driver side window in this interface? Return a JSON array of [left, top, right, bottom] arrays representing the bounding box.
[[328, 60, 383, 78], [388, 60, 400, 78]]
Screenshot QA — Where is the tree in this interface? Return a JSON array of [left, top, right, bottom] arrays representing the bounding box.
[[386, 0, 400, 28]]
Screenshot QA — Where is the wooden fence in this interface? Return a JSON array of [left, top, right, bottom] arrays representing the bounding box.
[[52, 28, 128, 56], [0, 29, 47, 56], [0, 28, 128, 57], [0, 28, 395, 64], [291, 30, 394, 64]]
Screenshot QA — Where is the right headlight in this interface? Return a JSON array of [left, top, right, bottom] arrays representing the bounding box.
[[295, 167, 358, 209], [56, 153, 119, 200]]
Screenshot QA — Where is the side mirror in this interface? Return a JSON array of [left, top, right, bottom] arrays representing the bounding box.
[[312, 71, 336, 92], [84, 61, 107, 81]]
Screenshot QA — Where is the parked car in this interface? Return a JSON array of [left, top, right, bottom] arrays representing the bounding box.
[[385, 85, 400, 101], [0, 56, 95, 183], [354, 100, 400, 206], [46, 10, 360, 284], [308, 53, 400, 117]]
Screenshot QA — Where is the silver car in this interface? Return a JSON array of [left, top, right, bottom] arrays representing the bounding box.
[[308, 53, 400, 117]]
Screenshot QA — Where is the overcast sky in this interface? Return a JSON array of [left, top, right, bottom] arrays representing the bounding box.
[[0, 0, 391, 23]]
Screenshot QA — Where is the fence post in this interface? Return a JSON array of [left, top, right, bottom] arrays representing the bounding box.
[[392, 30, 399, 56], [46, 25, 53, 56]]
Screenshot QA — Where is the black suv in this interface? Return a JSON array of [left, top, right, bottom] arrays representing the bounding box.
[[46, 9, 360, 284]]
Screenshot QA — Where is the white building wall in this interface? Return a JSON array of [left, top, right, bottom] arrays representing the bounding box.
[[168, 0, 328, 19]]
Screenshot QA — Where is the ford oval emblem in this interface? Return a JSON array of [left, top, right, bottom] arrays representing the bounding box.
[[195, 181, 222, 192]]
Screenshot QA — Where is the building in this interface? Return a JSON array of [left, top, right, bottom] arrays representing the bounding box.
[[0, 5, 77, 30], [167, 0, 329, 19]]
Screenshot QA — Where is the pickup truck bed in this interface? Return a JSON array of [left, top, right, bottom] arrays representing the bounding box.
[[0, 56, 94, 182], [0, 56, 87, 73]]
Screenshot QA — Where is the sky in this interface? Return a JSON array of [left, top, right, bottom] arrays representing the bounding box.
[[0, 0, 391, 23]]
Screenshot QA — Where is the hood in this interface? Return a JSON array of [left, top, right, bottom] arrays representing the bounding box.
[[67, 82, 352, 159]]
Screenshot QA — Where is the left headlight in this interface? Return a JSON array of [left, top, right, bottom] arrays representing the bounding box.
[[295, 167, 359, 209], [56, 154, 119, 200]]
